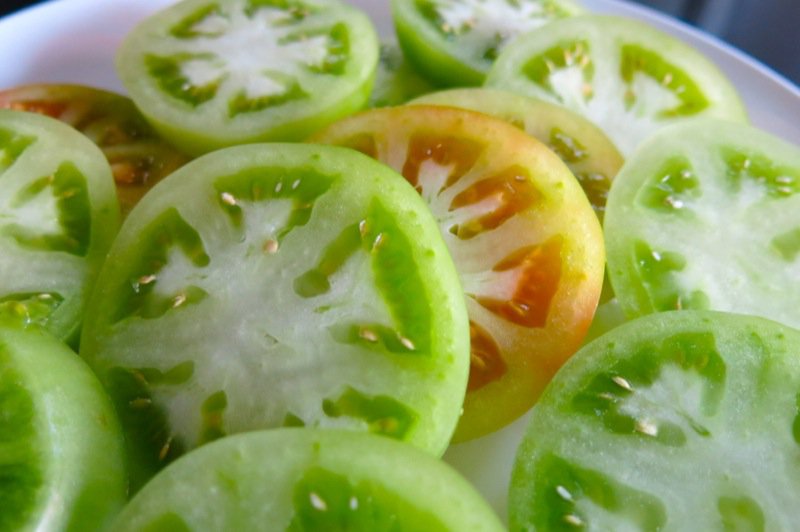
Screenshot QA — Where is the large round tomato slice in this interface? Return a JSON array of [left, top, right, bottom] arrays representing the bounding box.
[[0, 110, 119, 344], [0, 321, 126, 531], [510, 311, 800, 530], [312, 105, 605, 441], [486, 15, 747, 156], [116, 0, 379, 155], [605, 119, 800, 329], [113, 428, 504, 531], [80, 143, 469, 490], [0, 84, 190, 217]]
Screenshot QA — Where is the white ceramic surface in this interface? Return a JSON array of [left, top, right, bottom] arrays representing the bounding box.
[[0, 0, 797, 524]]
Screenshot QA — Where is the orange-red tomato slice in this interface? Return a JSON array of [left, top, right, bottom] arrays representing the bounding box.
[[0, 84, 189, 216], [313, 105, 605, 440]]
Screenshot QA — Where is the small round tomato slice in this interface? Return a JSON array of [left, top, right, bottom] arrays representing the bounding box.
[[80, 143, 469, 491], [312, 105, 604, 441], [112, 428, 504, 531], [116, 0, 379, 155], [410, 87, 624, 218], [486, 15, 747, 156], [391, 0, 583, 86], [511, 310, 800, 530], [0, 84, 190, 217], [0, 321, 126, 531], [605, 119, 800, 329], [0, 110, 119, 343]]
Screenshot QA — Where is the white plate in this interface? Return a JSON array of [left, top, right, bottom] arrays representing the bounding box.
[[1, 0, 798, 524]]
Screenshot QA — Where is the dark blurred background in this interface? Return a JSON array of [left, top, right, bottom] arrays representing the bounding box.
[[1, 0, 798, 85]]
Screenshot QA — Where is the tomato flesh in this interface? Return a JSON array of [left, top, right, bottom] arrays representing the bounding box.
[[605, 119, 800, 330], [486, 15, 747, 156]]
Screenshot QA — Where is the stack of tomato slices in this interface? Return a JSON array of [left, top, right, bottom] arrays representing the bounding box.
[[1, 0, 799, 529]]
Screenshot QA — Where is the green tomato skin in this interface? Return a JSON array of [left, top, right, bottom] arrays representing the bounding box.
[[510, 310, 800, 531], [0, 322, 127, 532], [112, 428, 505, 532]]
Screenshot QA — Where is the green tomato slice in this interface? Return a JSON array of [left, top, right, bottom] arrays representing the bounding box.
[[312, 105, 604, 441], [510, 310, 800, 531], [410, 87, 624, 218], [0, 84, 191, 217], [0, 322, 126, 531], [116, 0, 379, 155], [391, 0, 583, 86], [604, 119, 800, 330], [369, 41, 435, 108], [80, 143, 469, 490], [485, 15, 747, 156], [112, 428, 504, 531], [0, 110, 119, 343]]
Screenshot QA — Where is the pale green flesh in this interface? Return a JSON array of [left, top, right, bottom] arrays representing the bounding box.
[[510, 311, 800, 531], [485, 15, 747, 156], [604, 120, 800, 330], [81, 144, 468, 488]]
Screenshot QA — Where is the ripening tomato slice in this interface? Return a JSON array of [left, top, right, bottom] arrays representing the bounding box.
[[80, 143, 469, 491], [486, 15, 747, 156], [410, 87, 623, 218], [112, 428, 504, 531], [605, 119, 800, 330], [0, 110, 119, 344], [0, 322, 126, 531], [312, 105, 604, 441], [391, 0, 583, 86], [511, 311, 800, 531], [116, 0, 379, 155], [0, 84, 190, 217]]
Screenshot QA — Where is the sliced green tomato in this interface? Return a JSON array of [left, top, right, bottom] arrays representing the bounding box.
[[510, 310, 800, 531], [485, 15, 747, 156], [112, 428, 504, 531], [604, 119, 800, 330], [80, 143, 469, 490], [0, 84, 190, 217], [0, 110, 119, 343], [116, 0, 379, 155], [0, 322, 126, 531], [391, 0, 583, 86], [312, 105, 604, 441], [369, 41, 436, 108], [410, 88, 624, 218]]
